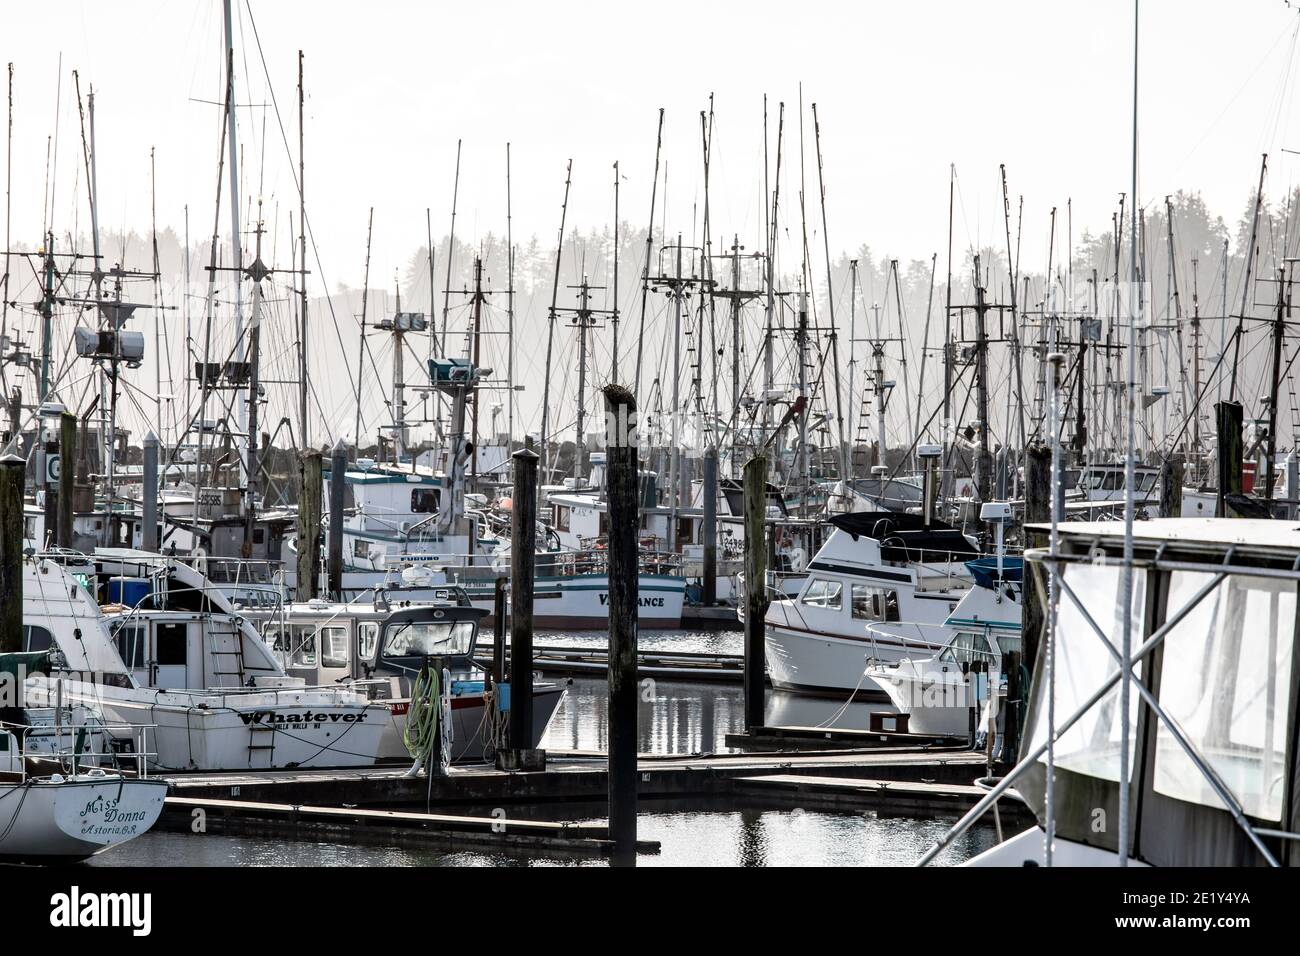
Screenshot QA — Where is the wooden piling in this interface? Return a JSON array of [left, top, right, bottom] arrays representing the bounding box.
[[328, 439, 347, 599], [0, 455, 23, 654], [57, 412, 76, 550], [492, 577, 508, 687], [1215, 400, 1243, 518], [508, 447, 538, 751], [743, 454, 768, 731], [701, 446, 718, 607], [603, 384, 639, 866], [1159, 458, 1184, 518], [297, 450, 323, 601], [142, 431, 159, 552]]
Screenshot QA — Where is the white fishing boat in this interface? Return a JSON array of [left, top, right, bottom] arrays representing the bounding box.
[[242, 590, 565, 762], [20, 552, 390, 771], [1, 652, 165, 864], [763, 512, 980, 697], [866, 558, 1021, 737], [966, 519, 1300, 866]]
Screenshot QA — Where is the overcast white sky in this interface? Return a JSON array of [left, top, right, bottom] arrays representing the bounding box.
[[7, 0, 1300, 291]]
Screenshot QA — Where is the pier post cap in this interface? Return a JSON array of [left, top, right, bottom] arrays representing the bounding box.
[[331, 438, 349, 457], [512, 447, 539, 463], [0, 453, 23, 468], [144, 430, 159, 446]]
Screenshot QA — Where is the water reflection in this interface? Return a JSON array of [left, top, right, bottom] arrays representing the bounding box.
[[542, 676, 893, 755], [86, 809, 997, 867]]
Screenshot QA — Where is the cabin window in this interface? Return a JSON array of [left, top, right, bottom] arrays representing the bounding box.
[[850, 585, 898, 621], [879, 590, 900, 622], [1153, 572, 1295, 821], [22, 625, 54, 654], [411, 489, 439, 514], [801, 579, 842, 610], [156, 623, 188, 666], [354, 539, 370, 559], [320, 626, 349, 669], [358, 623, 379, 661], [851, 584, 875, 620], [291, 626, 317, 667], [381, 620, 475, 657], [1028, 563, 1144, 782], [556, 506, 570, 532], [110, 623, 146, 668]]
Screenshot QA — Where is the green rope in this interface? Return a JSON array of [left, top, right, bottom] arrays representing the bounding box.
[[403, 667, 441, 763]]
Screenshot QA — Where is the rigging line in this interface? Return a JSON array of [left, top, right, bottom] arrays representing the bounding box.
[[242, 0, 356, 419]]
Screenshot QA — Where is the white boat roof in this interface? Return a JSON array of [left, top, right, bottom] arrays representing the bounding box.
[[1033, 518, 1300, 552]]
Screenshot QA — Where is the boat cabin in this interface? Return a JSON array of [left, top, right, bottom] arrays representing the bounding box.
[[1020, 518, 1300, 866], [248, 590, 486, 692]]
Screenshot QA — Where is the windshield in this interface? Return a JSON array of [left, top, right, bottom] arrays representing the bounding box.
[[381, 620, 475, 657]]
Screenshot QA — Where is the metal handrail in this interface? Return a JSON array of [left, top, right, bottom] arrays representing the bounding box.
[[2, 719, 158, 782]]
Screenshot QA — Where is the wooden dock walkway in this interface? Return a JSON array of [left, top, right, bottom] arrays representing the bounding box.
[[162, 795, 661, 857], [161, 747, 987, 809]]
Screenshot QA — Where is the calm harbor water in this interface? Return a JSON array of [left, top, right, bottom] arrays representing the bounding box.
[[92, 631, 989, 867], [537, 629, 887, 754], [88, 810, 995, 867]]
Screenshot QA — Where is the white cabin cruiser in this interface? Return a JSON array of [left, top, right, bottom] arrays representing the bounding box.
[[20, 552, 389, 771], [866, 558, 1022, 737], [967, 518, 1300, 867], [764, 512, 980, 697]]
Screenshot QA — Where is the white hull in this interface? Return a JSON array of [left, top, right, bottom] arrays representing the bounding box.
[[964, 826, 1151, 867], [28, 680, 388, 772], [338, 572, 688, 630], [872, 668, 980, 736], [0, 775, 167, 862], [765, 620, 947, 696]]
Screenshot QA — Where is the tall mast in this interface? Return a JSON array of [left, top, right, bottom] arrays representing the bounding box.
[[392, 274, 406, 460], [440, 139, 461, 361], [1230, 154, 1267, 402], [242, 205, 268, 557], [539, 159, 572, 487], [847, 259, 859, 456], [575, 276, 592, 480], [763, 103, 784, 454], [634, 109, 664, 404], [1264, 265, 1288, 500], [1191, 255, 1201, 459], [221, 0, 248, 473], [468, 257, 485, 481], [1118, 0, 1140, 870], [297, 50, 309, 448], [811, 102, 849, 482], [506, 145, 515, 452], [353, 208, 373, 451], [943, 164, 954, 500], [611, 159, 620, 382]]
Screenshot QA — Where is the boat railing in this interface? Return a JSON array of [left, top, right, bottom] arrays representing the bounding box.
[[408, 547, 685, 579], [2, 719, 157, 782]]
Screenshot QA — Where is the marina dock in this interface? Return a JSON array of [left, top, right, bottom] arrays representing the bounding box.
[[161, 747, 987, 809]]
